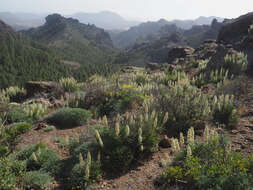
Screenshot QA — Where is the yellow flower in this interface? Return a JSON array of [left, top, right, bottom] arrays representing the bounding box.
[[121, 84, 132, 89], [145, 94, 150, 99]]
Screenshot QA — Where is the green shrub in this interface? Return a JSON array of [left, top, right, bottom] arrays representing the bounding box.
[[70, 162, 102, 189], [26, 148, 60, 176], [0, 157, 26, 190], [1, 122, 32, 145], [224, 53, 248, 76], [59, 77, 80, 92], [79, 111, 160, 173], [160, 128, 253, 190], [6, 105, 31, 123], [15, 143, 46, 161], [46, 108, 92, 129], [152, 84, 211, 134], [23, 171, 52, 190], [3, 86, 27, 103], [0, 145, 10, 157], [212, 94, 239, 128]]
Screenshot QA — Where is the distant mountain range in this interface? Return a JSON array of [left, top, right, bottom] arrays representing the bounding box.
[[110, 16, 224, 49]]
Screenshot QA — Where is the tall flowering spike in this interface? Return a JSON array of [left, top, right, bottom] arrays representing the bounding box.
[[79, 153, 85, 168], [103, 115, 108, 126], [115, 122, 120, 136], [85, 162, 90, 181], [203, 126, 210, 142], [187, 145, 192, 157], [125, 125, 130, 137], [162, 112, 169, 126], [138, 127, 143, 144], [129, 115, 134, 125], [140, 114, 143, 123], [87, 151, 91, 166], [125, 112, 130, 120], [37, 147, 41, 157], [144, 103, 149, 114], [32, 152, 38, 162], [95, 130, 104, 148], [97, 151, 101, 162], [154, 117, 158, 128], [179, 132, 184, 147], [140, 145, 144, 152], [187, 127, 195, 145], [65, 136, 69, 145], [116, 113, 121, 122], [151, 110, 156, 120], [175, 139, 180, 152], [145, 112, 149, 122]]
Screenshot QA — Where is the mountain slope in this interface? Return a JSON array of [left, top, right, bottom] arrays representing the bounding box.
[[24, 14, 115, 65], [0, 20, 71, 88], [110, 16, 224, 49]]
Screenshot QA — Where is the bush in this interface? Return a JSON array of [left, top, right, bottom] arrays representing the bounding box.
[[160, 128, 253, 190], [0, 157, 26, 190], [212, 94, 239, 128], [224, 53, 248, 76], [15, 143, 46, 161], [70, 162, 102, 189], [59, 77, 80, 92], [2, 122, 32, 145], [6, 105, 31, 123], [26, 148, 60, 176], [78, 111, 160, 173], [23, 171, 52, 190], [152, 84, 211, 134], [46, 108, 92, 129], [3, 86, 26, 103]]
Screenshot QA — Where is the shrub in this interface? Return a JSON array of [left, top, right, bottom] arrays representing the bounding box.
[[46, 108, 92, 129], [152, 84, 211, 134], [70, 162, 102, 189], [59, 77, 80, 92], [6, 105, 31, 123], [160, 128, 253, 190], [15, 143, 46, 161], [212, 94, 239, 128], [23, 103, 48, 121], [0, 145, 10, 157], [2, 122, 32, 145], [3, 86, 26, 103], [79, 111, 160, 173], [26, 148, 60, 176], [0, 157, 26, 190], [224, 53, 248, 76], [23, 171, 52, 190]]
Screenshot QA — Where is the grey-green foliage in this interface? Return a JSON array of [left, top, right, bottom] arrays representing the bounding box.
[[46, 108, 92, 129], [224, 53, 248, 75], [23, 171, 52, 190]]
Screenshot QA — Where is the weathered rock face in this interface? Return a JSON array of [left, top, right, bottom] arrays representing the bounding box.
[[217, 12, 253, 73], [218, 12, 253, 45], [146, 62, 160, 70], [25, 81, 58, 98], [167, 46, 195, 64]]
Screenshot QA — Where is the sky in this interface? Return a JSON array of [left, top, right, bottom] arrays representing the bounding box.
[[1, 0, 253, 21]]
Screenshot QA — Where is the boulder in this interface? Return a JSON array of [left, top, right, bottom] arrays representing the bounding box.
[[146, 62, 160, 70], [25, 81, 58, 98], [218, 12, 253, 45], [167, 46, 195, 64]]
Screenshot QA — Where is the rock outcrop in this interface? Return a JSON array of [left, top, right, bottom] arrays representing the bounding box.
[[167, 46, 195, 64], [25, 81, 58, 97]]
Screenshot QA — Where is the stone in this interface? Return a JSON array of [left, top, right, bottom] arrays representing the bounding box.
[[159, 135, 171, 148], [25, 81, 58, 98]]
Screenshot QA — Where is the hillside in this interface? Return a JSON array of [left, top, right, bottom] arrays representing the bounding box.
[[0, 19, 71, 88], [114, 19, 222, 66], [110, 16, 224, 49], [24, 14, 115, 66]]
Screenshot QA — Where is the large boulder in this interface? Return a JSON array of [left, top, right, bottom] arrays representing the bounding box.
[[218, 12, 253, 45], [25, 81, 58, 98], [167, 46, 195, 64]]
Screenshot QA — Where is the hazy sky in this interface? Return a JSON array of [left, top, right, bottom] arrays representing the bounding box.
[[1, 0, 253, 21]]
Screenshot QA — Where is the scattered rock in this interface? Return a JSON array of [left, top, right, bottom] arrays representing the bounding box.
[[146, 62, 160, 70], [159, 135, 171, 148], [167, 46, 195, 64], [25, 81, 58, 98]]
